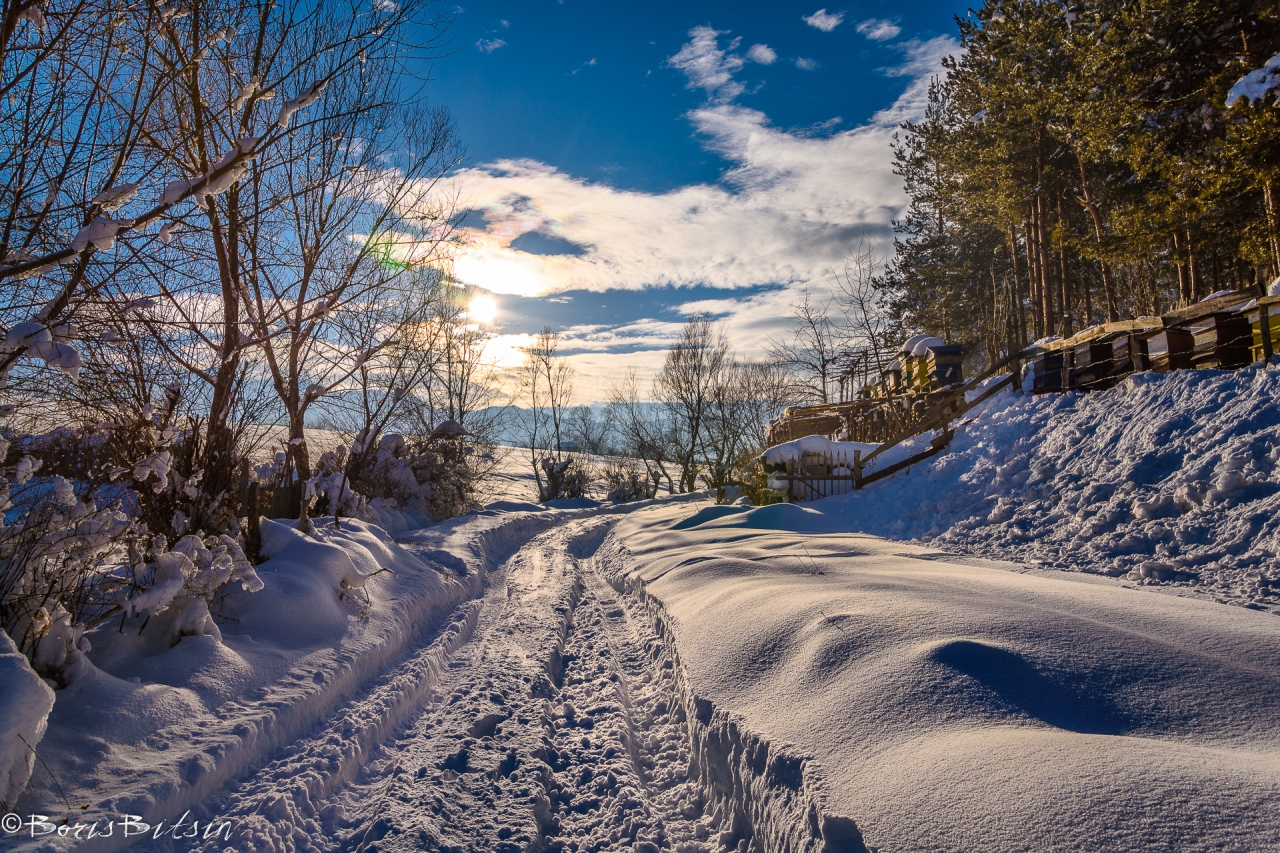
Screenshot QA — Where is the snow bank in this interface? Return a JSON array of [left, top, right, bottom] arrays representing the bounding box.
[[15, 518, 493, 852], [14, 500, 666, 852], [601, 501, 1280, 852], [799, 362, 1280, 609], [0, 631, 55, 807]]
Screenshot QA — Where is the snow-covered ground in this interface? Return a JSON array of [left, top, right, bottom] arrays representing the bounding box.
[[6, 364, 1280, 853], [602, 500, 1280, 852], [808, 362, 1280, 610]]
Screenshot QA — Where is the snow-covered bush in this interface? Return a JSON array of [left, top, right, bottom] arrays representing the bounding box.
[[0, 407, 263, 683], [18, 387, 248, 543], [306, 445, 383, 527], [602, 459, 655, 502], [539, 456, 591, 502], [115, 533, 262, 645], [0, 477, 134, 684], [308, 422, 482, 528], [0, 467, 264, 684]]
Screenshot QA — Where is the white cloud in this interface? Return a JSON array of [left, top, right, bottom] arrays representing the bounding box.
[[425, 36, 960, 396], [795, 57, 819, 71], [746, 43, 777, 65], [803, 8, 845, 32], [857, 18, 902, 42], [476, 38, 506, 53], [667, 26, 746, 102], [445, 52, 954, 297]]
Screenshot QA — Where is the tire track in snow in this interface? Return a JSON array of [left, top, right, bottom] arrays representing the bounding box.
[[120, 510, 602, 853], [196, 512, 732, 853]]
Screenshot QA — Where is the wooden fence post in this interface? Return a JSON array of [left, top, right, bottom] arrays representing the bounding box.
[[1262, 303, 1274, 361], [854, 450, 862, 490]]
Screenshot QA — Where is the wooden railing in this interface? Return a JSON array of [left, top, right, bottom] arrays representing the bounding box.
[[772, 359, 1021, 502], [768, 289, 1280, 502]]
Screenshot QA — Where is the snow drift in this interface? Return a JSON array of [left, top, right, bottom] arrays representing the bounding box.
[[0, 631, 55, 808], [805, 361, 1280, 610], [601, 501, 1280, 852]]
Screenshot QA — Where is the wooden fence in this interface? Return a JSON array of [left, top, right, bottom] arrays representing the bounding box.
[[774, 428, 957, 502], [770, 364, 1018, 503]]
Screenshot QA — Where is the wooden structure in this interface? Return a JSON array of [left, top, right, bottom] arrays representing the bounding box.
[[1024, 289, 1275, 393], [765, 288, 1280, 503]]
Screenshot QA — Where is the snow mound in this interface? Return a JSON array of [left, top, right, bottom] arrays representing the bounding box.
[[810, 362, 1280, 609], [603, 502, 1280, 852], [670, 504, 748, 529], [689, 502, 829, 532], [482, 500, 547, 514], [0, 630, 55, 806], [543, 497, 602, 509]]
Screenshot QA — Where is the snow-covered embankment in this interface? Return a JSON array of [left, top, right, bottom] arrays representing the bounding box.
[[818, 361, 1280, 609], [12, 507, 586, 852], [600, 500, 1280, 852]]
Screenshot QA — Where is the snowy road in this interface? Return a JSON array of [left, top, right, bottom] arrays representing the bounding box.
[[18, 495, 1279, 853], [125, 509, 722, 853]]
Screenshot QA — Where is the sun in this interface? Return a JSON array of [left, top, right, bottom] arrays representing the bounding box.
[[467, 293, 499, 326]]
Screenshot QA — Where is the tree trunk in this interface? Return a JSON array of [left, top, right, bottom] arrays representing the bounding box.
[[1083, 271, 1094, 325], [1074, 150, 1119, 321], [1265, 180, 1280, 279], [1173, 232, 1191, 304], [1024, 215, 1043, 339], [1035, 195, 1055, 336], [1056, 192, 1073, 337], [1009, 222, 1028, 346], [1186, 230, 1202, 301], [288, 417, 310, 481], [197, 202, 243, 534]]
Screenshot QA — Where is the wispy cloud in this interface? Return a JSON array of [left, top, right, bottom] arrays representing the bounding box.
[[795, 57, 819, 71], [446, 40, 959, 298], [476, 37, 506, 53], [803, 8, 845, 32], [430, 36, 960, 391], [667, 26, 746, 102], [857, 18, 901, 41], [746, 43, 777, 65]]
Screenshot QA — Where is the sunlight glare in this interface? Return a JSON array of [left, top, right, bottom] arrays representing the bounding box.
[[467, 293, 499, 325], [454, 250, 551, 297]]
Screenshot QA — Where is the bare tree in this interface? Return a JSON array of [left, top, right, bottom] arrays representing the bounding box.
[[654, 314, 728, 493], [606, 369, 674, 495], [834, 240, 900, 382], [309, 275, 447, 529], [239, 102, 462, 488], [413, 282, 505, 437], [518, 327, 575, 500], [766, 290, 844, 404], [0, 0, 460, 537]]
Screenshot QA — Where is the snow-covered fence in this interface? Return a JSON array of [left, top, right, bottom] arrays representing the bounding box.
[[771, 429, 957, 502]]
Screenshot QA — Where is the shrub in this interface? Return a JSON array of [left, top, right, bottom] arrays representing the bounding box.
[[602, 459, 656, 502], [539, 456, 591, 501]]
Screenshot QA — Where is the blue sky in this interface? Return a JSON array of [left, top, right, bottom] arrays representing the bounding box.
[[415, 1, 969, 400]]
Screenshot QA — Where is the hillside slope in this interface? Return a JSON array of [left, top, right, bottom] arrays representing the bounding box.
[[808, 362, 1280, 610]]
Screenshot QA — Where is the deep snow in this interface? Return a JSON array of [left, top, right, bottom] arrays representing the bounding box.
[[806, 362, 1280, 610], [602, 500, 1280, 852], [6, 363, 1280, 853]]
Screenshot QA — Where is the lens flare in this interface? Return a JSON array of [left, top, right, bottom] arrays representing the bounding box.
[[467, 293, 499, 325]]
